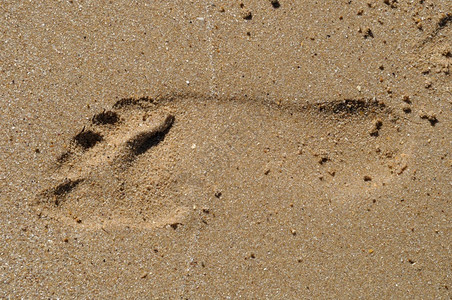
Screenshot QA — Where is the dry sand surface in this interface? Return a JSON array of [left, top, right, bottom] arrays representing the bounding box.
[[0, 1, 451, 298]]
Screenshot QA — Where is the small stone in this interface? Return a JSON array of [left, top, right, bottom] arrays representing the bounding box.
[[290, 228, 297, 236], [141, 272, 148, 279], [364, 175, 372, 181]]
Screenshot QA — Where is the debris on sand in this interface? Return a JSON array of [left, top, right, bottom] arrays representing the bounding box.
[[242, 10, 252, 20], [240, 4, 253, 20], [419, 110, 439, 126], [402, 105, 412, 114], [402, 95, 411, 104], [383, 0, 398, 9], [270, 0, 280, 8], [370, 119, 383, 137], [363, 28, 374, 39]]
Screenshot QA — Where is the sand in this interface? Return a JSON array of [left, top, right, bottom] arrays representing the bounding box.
[[0, 1, 450, 298]]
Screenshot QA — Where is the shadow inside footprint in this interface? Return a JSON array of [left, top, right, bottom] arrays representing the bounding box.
[[41, 178, 84, 206], [317, 99, 385, 115], [92, 110, 120, 125], [127, 115, 174, 156], [52, 179, 83, 197], [73, 129, 103, 149]]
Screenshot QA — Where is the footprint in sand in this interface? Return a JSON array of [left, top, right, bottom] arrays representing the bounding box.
[[33, 94, 413, 230]]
